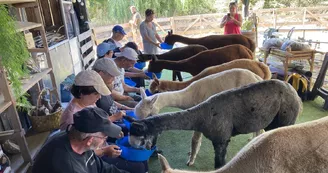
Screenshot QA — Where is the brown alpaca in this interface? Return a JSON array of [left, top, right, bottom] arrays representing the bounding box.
[[164, 30, 256, 52], [148, 44, 254, 75], [149, 59, 269, 93]]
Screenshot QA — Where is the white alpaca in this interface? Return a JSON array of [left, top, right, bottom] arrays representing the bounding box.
[[135, 69, 263, 166], [158, 115, 328, 173]]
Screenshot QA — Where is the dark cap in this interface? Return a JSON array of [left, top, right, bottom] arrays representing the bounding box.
[[112, 25, 126, 35], [73, 107, 122, 138]]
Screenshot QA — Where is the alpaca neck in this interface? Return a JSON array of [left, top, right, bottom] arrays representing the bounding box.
[[143, 109, 201, 134], [161, 80, 190, 91], [154, 89, 193, 110], [153, 60, 193, 74], [172, 35, 198, 45]]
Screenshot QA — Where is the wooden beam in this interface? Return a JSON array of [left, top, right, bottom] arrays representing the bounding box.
[[182, 17, 200, 34]]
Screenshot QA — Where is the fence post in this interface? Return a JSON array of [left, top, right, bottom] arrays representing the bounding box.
[[170, 17, 176, 33], [303, 8, 307, 28], [273, 9, 277, 29]]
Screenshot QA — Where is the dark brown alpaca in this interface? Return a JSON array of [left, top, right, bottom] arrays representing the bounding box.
[[164, 30, 256, 52], [148, 44, 254, 76], [138, 45, 208, 81]]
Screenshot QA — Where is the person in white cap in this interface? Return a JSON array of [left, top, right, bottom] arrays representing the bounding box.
[[93, 58, 133, 122], [111, 47, 146, 107], [60, 70, 123, 159]]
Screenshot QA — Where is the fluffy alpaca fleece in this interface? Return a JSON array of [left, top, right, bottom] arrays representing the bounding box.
[[138, 44, 208, 62], [164, 31, 256, 52], [135, 69, 263, 166], [158, 116, 328, 173], [148, 44, 253, 74], [149, 59, 271, 94], [129, 80, 302, 168]]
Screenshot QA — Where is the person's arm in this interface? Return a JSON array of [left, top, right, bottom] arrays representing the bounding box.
[[231, 14, 243, 27], [111, 90, 133, 101], [124, 71, 149, 79], [122, 81, 140, 93], [128, 67, 143, 73], [220, 15, 228, 28], [95, 152, 129, 173], [115, 101, 133, 110], [140, 22, 159, 46]]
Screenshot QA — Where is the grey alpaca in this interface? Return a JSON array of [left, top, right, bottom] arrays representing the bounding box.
[[129, 79, 302, 169]]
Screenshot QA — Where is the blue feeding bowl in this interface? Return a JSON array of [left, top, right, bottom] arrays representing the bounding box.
[[145, 89, 153, 96], [116, 136, 156, 161], [145, 70, 162, 79], [160, 43, 173, 50], [124, 78, 136, 87], [134, 62, 146, 70], [123, 111, 138, 130]]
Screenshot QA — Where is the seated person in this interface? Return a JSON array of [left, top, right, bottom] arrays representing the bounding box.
[[92, 58, 133, 136], [112, 47, 146, 108], [103, 25, 126, 47], [60, 70, 123, 158], [32, 107, 128, 173], [97, 42, 117, 59]]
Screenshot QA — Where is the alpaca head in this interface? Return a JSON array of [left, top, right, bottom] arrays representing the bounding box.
[[138, 54, 153, 62], [148, 55, 162, 73], [129, 121, 155, 149], [149, 74, 163, 94], [134, 88, 159, 119], [164, 30, 176, 46]]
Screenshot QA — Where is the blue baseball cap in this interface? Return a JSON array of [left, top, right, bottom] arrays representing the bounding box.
[[97, 42, 117, 57], [112, 25, 126, 35]]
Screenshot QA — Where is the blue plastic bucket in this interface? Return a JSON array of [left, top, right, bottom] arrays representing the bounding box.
[[116, 136, 156, 161], [124, 78, 136, 87], [160, 43, 173, 50], [134, 62, 146, 70], [145, 89, 153, 96]]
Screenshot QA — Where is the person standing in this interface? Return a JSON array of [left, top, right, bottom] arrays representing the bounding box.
[[219, 2, 243, 35], [103, 25, 126, 48], [129, 6, 143, 50], [139, 9, 163, 54]]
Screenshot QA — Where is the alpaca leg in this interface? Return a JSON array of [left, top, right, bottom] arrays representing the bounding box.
[[186, 131, 202, 166], [177, 72, 183, 81], [212, 140, 230, 169], [172, 71, 177, 81]]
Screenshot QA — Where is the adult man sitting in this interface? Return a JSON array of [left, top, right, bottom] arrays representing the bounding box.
[[32, 107, 128, 173]]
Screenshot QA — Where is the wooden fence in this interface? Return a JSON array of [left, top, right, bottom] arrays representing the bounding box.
[[92, 6, 328, 45]]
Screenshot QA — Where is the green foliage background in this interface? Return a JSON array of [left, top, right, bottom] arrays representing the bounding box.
[[87, 0, 327, 26], [87, 0, 217, 26], [0, 5, 30, 105]]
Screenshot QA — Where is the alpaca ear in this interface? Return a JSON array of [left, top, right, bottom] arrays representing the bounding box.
[[140, 87, 147, 99], [123, 115, 137, 123], [151, 55, 158, 61], [170, 29, 173, 34], [150, 95, 158, 105], [152, 73, 158, 80], [130, 122, 147, 136], [158, 154, 171, 171], [168, 30, 171, 35]]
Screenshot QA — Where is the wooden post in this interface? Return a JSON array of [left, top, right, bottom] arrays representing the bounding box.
[[170, 17, 176, 33], [302, 8, 306, 28], [273, 9, 277, 29]]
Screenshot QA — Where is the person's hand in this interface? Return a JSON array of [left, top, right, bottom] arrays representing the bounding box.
[[113, 111, 126, 121], [118, 131, 124, 138], [155, 42, 161, 48], [102, 145, 122, 158]]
